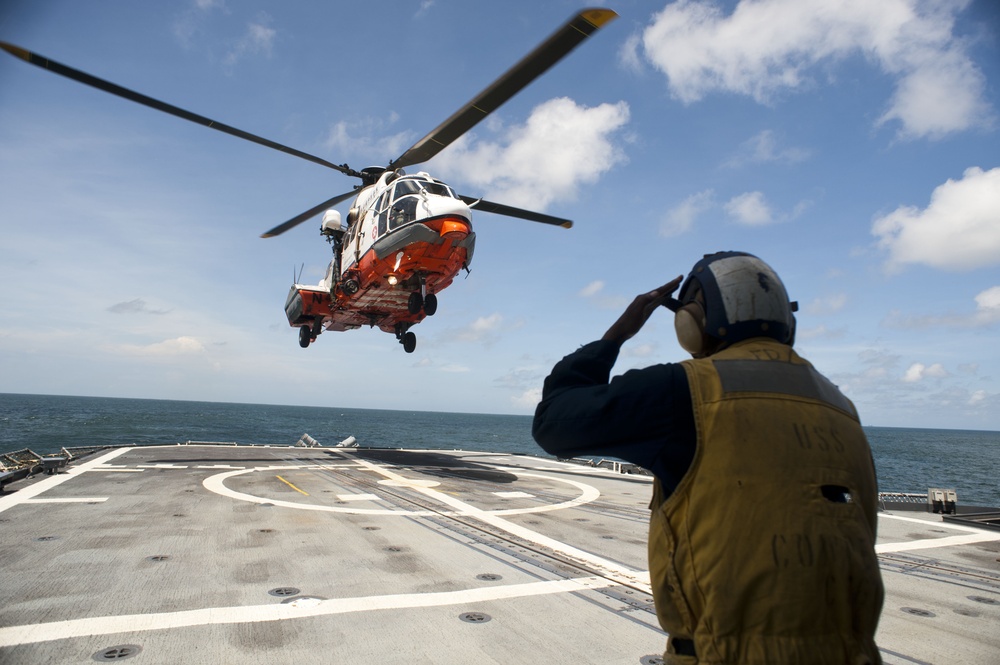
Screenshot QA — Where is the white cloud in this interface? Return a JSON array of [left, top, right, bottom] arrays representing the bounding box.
[[107, 298, 171, 316], [876, 35, 991, 140], [415, 1, 435, 18], [973, 286, 1000, 324], [724, 130, 810, 168], [324, 113, 416, 164], [633, 0, 991, 139], [902, 362, 948, 383], [454, 313, 504, 343], [661, 189, 713, 237], [511, 387, 542, 409], [805, 293, 848, 315], [429, 97, 630, 209], [619, 33, 645, 73], [118, 336, 207, 357], [579, 281, 605, 298], [883, 285, 1000, 328], [173, 1, 227, 49], [725, 191, 774, 225], [223, 16, 276, 69], [578, 280, 629, 311], [872, 166, 1000, 272], [796, 324, 847, 341]]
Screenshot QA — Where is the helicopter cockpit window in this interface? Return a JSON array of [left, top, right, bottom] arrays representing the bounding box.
[[388, 197, 418, 230], [420, 181, 454, 197], [385, 178, 460, 230], [392, 178, 458, 201], [392, 179, 422, 200]]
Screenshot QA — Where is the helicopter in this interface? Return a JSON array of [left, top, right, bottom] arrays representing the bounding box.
[[1, 8, 617, 353]]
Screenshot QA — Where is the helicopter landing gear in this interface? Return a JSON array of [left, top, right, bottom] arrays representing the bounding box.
[[423, 293, 438, 316], [407, 291, 423, 314], [407, 291, 437, 316], [395, 323, 417, 353], [298, 320, 322, 348]]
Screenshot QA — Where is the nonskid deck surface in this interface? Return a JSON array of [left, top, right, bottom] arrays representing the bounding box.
[[0, 445, 997, 664]]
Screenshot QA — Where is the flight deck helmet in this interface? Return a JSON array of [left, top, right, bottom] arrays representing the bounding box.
[[674, 251, 797, 357]]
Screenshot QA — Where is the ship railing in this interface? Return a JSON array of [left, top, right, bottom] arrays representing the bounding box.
[[182, 441, 239, 446], [878, 491, 925, 504], [60, 445, 115, 460], [878, 490, 958, 513]]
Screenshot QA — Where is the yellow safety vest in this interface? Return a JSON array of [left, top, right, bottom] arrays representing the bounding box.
[[649, 338, 883, 664]]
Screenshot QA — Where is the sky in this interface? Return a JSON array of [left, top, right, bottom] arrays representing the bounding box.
[[1, 0, 998, 430]]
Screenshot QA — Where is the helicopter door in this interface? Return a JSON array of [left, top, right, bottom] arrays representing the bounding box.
[[340, 220, 359, 272]]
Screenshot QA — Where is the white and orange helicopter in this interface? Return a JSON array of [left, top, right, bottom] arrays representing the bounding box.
[[1, 8, 617, 353]]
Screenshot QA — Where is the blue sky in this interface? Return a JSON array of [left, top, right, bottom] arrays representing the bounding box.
[[1, 0, 998, 430]]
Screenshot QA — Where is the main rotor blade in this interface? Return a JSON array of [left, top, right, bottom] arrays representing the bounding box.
[[460, 196, 572, 229], [0, 42, 360, 179], [261, 190, 357, 238], [389, 8, 617, 170]]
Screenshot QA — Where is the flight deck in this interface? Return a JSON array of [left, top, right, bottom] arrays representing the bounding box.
[[1, 444, 998, 664]]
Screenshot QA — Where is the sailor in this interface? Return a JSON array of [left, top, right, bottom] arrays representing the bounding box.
[[532, 251, 883, 664]]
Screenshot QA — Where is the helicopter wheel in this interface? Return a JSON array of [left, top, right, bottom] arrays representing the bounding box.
[[423, 293, 438, 316], [402, 331, 417, 353], [298, 326, 311, 348], [407, 291, 424, 314]]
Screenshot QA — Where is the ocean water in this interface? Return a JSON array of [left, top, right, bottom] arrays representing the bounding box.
[[2, 393, 998, 506]]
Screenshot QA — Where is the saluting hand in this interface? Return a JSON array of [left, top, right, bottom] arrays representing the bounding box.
[[602, 276, 683, 346]]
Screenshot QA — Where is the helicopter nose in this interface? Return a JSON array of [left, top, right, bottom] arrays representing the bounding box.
[[439, 219, 471, 239]]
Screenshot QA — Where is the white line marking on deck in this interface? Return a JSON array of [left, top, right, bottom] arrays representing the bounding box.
[[378, 478, 441, 488], [494, 491, 534, 499], [89, 469, 144, 473], [876, 512, 1000, 553], [0, 575, 611, 647], [195, 465, 245, 469], [137, 464, 189, 469], [0, 448, 133, 514], [877, 532, 1000, 553], [22, 498, 108, 503], [337, 493, 382, 502]]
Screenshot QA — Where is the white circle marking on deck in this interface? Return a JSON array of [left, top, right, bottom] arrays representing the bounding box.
[[202, 464, 598, 516]]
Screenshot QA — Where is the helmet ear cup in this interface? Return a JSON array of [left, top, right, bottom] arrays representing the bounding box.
[[675, 302, 709, 356]]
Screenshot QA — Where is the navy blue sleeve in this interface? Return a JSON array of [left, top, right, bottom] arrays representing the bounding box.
[[532, 339, 696, 492]]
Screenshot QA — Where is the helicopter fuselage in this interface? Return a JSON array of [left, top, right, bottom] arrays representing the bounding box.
[[285, 170, 476, 351]]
